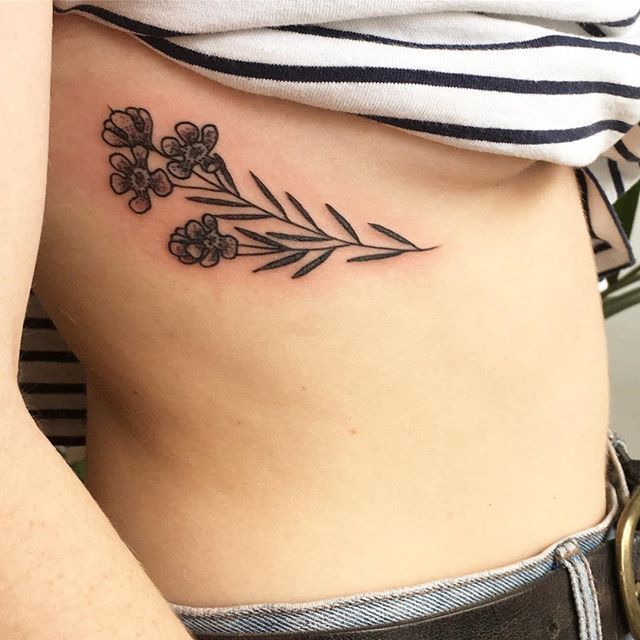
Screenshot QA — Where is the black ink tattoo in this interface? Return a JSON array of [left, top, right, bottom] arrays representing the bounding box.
[[102, 107, 440, 277]]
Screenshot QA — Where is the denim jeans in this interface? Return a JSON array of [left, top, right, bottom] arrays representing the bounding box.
[[169, 430, 633, 640]]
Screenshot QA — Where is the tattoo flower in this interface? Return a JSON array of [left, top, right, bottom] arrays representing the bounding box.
[[169, 214, 238, 267], [110, 145, 173, 214], [103, 108, 154, 148], [161, 122, 221, 179]]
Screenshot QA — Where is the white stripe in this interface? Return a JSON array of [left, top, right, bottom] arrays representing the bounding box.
[[175, 29, 640, 82], [54, 1, 640, 32]]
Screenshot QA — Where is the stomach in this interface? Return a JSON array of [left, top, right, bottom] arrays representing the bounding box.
[[36, 15, 610, 607]]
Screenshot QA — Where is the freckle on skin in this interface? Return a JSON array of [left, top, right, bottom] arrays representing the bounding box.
[[350, 429, 357, 435]]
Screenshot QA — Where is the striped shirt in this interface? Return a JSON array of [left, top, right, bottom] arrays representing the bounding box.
[[29, 0, 640, 447]]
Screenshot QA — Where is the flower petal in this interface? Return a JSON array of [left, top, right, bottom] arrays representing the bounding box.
[[169, 240, 188, 257], [110, 111, 138, 139], [201, 214, 219, 232], [169, 241, 198, 264], [175, 122, 199, 145], [110, 153, 132, 172], [200, 249, 220, 268], [132, 145, 149, 165], [150, 169, 173, 196], [172, 228, 187, 238], [138, 108, 153, 135], [125, 107, 145, 132], [128, 192, 151, 213], [167, 160, 192, 179], [201, 124, 218, 151], [185, 220, 205, 240], [102, 128, 127, 147], [110, 173, 130, 194], [220, 234, 239, 259], [161, 136, 183, 157], [125, 107, 152, 136], [186, 242, 205, 259]]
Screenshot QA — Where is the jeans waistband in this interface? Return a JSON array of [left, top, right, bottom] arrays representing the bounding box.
[[169, 429, 631, 636]]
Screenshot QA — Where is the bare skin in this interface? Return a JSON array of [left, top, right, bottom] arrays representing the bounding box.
[[35, 16, 609, 609]]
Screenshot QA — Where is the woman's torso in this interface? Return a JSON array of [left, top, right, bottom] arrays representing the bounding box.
[[35, 16, 609, 607]]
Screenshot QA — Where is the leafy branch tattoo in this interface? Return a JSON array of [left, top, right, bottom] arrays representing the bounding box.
[[102, 107, 440, 277]]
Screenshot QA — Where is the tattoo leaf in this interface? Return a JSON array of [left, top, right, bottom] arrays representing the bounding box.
[[186, 196, 248, 207], [285, 192, 326, 235], [347, 250, 404, 262], [369, 223, 418, 248], [291, 249, 335, 278], [253, 251, 307, 273], [250, 172, 288, 220], [267, 232, 328, 242], [217, 161, 239, 196], [326, 204, 360, 242], [234, 226, 285, 248]]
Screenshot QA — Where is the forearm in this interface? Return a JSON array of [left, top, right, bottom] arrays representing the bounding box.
[[0, 392, 194, 639], [0, 2, 192, 637]]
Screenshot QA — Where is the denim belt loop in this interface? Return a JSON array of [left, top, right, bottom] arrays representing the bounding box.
[[555, 539, 604, 640], [608, 429, 631, 509]]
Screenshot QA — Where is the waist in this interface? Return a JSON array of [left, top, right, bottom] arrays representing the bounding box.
[[85, 342, 609, 608]]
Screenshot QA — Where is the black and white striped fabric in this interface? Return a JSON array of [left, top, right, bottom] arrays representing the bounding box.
[[20, 295, 86, 447], [29, 1, 640, 445]]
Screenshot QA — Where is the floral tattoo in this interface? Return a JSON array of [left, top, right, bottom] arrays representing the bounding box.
[[102, 107, 439, 277]]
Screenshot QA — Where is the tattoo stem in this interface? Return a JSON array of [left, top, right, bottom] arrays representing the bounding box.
[[173, 184, 223, 193]]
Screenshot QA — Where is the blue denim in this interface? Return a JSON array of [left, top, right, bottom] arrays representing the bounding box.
[[170, 430, 633, 639]]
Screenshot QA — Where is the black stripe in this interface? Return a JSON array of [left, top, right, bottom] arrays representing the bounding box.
[[582, 165, 635, 259], [49, 435, 86, 447], [579, 23, 607, 38], [276, 25, 640, 56], [574, 168, 599, 241], [364, 115, 632, 145], [31, 409, 86, 420], [53, 4, 190, 37], [19, 350, 79, 363], [19, 382, 86, 394], [575, 167, 612, 251], [575, 168, 590, 219], [137, 35, 640, 99], [608, 158, 626, 197], [600, 9, 640, 27], [615, 140, 640, 162], [594, 241, 612, 254], [23, 317, 56, 330]]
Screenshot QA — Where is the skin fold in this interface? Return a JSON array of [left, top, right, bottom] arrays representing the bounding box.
[[35, 15, 610, 607]]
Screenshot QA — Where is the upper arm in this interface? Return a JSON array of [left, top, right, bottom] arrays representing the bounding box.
[[0, 1, 51, 393]]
